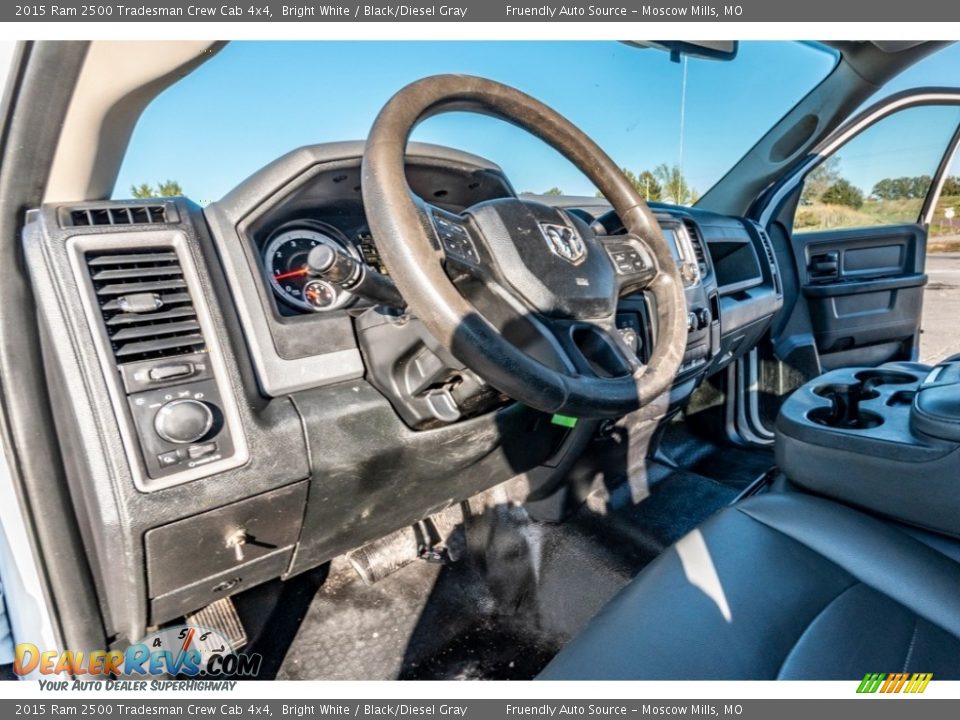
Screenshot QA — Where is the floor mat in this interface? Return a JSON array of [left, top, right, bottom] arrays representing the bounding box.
[[276, 462, 738, 681], [277, 558, 488, 680], [276, 524, 629, 681], [589, 460, 741, 563], [659, 420, 775, 489], [276, 421, 767, 681]]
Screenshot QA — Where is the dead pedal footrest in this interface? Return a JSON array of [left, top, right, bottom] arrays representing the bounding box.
[[184, 597, 247, 652]]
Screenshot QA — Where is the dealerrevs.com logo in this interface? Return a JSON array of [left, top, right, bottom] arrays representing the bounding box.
[[857, 672, 933, 694], [14, 625, 262, 678]]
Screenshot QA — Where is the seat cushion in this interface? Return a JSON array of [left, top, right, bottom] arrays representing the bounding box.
[[539, 493, 960, 680]]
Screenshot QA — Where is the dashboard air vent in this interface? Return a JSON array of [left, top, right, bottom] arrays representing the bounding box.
[[683, 219, 708, 276], [85, 249, 206, 364], [758, 229, 777, 266], [752, 224, 782, 296], [69, 205, 170, 228]]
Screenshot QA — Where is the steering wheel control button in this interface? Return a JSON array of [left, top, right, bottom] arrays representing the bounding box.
[[607, 243, 650, 275], [433, 214, 480, 264], [154, 398, 215, 445]]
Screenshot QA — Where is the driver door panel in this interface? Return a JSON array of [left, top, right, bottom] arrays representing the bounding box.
[[769, 94, 960, 374], [796, 224, 927, 368]]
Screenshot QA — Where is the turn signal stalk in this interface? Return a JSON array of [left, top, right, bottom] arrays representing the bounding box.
[[307, 244, 405, 309]]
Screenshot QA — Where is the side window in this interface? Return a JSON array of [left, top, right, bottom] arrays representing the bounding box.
[[929, 152, 960, 250], [795, 105, 960, 233]]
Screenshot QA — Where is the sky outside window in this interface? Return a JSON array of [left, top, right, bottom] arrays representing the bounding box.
[[115, 40, 837, 205]]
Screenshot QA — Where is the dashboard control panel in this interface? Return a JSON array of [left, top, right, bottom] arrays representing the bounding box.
[[118, 350, 235, 478], [68, 230, 248, 491], [128, 376, 235, 480]]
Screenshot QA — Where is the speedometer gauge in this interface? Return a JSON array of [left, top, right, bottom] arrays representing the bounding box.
[[263, 227, 356, 312]]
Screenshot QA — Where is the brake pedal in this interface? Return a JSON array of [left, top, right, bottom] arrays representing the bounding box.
[[347, 505, 466, 584], [185, 597, 247, 652]]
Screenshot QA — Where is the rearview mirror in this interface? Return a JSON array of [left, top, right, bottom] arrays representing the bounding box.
[[625, 41, 739, 62]]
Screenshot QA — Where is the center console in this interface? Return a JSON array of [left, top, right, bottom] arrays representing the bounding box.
[[776, 359, 960, 536]]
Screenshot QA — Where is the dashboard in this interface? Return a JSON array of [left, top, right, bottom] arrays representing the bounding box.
[[224, 143, 783, 407], [23, 140, 784, 645]]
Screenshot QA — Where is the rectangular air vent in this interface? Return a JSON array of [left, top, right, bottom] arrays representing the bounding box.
[[69, 205, 170, 228], [85, 249, 207, 364], [752, 224, 782, 296], [683, 219, 708, 275], [759, 230, 777, 266]]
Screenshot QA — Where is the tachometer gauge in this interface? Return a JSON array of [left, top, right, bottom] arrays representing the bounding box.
[[263, 227, 356, 312]]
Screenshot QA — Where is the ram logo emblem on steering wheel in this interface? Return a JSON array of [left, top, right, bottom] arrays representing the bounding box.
[[541, 223, 586, 265]]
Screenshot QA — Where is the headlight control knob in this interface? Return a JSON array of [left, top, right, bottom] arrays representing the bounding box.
[[154, 399, 214, 445]]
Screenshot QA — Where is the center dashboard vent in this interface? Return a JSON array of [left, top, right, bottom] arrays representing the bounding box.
[[682, 219, 709, 276], [67, 204, 173, 228], [85, 249, 207, 364]]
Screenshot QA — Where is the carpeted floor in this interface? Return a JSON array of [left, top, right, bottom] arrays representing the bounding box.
[[658, 419, 776, 490]]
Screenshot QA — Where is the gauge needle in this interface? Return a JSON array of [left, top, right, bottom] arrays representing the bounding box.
[[273, 266, 309, 281]]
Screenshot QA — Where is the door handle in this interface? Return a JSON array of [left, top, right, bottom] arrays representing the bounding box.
[[809, 252, 839, 279]]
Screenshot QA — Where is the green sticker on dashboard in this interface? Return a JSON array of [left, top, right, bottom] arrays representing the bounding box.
[[551, 414, 578, 428]]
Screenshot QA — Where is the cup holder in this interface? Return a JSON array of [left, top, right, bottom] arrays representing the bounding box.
[[887, 390, 916, 407], [814, 382, 880, 402], [810, 382, 884, 429], [854, 369, 918, 390], [809, 406, 884, 430]]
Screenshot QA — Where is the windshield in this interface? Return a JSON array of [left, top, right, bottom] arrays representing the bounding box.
[[116, 41, 838, 205]]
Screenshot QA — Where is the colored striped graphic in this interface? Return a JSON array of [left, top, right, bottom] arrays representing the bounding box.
[[857, 672, 933, 693]]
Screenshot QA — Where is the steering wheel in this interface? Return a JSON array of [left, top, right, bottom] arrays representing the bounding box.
[[362, 75, 687, 419]]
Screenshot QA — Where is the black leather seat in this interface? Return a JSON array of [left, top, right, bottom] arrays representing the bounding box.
[[539, 493, 960, 680]]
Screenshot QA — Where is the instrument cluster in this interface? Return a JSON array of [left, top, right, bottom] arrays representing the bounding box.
[[261, 220, 387, 314]]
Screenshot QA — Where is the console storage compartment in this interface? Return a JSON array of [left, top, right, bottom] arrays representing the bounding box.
[[912, 362, 960, 442], [776, 362, 960, 536]]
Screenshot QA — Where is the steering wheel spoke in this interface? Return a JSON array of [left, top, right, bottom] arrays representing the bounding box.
[[538, 314, 644, 379]]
